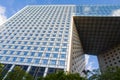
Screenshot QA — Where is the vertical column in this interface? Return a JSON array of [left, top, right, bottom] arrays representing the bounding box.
[[26, 66, 31, 73], [8, 64, 15, 72], [3, 64, 15, 80], [43, 67, 48, 77]]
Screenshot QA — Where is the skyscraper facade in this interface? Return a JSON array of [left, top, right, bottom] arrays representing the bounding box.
[[0, 5, 120, 79], [0, 5, 85, 79]]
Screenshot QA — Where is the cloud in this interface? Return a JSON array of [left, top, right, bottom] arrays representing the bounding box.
[[85, 54, 90, 65], [112, 9, 120, 16], [85, 54, 98, 71], [83, 6, 91, 14], [0, 5, 7, 26], [86, 62, 95, 71]]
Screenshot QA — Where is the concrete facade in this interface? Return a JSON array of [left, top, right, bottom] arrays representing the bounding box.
[[98, 45, 120, 72]]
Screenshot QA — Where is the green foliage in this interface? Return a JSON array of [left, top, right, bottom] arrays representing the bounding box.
[[38, 71, 86, 80], [89, 67, 120, 80], [0, 63, 4, 79], [88, 69, 101, 80], [5, 66, 33, 80], [2, 63, 120, 80], [0, 63, 4, 73], [99, 67, 120, 80]]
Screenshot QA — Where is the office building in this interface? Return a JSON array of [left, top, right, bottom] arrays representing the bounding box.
[[0, 5, 120, 79]]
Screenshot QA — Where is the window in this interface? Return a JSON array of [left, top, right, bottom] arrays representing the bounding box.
[[30, 42, 34, 45], [36, 42, 40, 45], [0, 56, 2, 59], [8, 45, 12, 48], [52, 34, 56, 37], [51, 38, 55, 41], [59, 31, 63, 33], [59, 60, 65, 66], [33, 37, 36, 40], [21, 37, 25, 40], [17, 51, 21, 55], [5, 56, 10, 61], [3, 50, 8, 54], [57, 39, 61, 41], [34, 59, 40, 64], [24, 51, 28, 55], [27, 37, 30, 40], [20, 58, 25, 62], [12, 41, 16, 44], [2, 45, 5, 48], [60, 54, 66, 59], [40, 47, 45, 51], [35, 34, 38, 36], [31, 52, 35, 56], [12, 57, 17, 61], [65, 35, 68, 37], [30, 34, 33, 36], [14, 46, 18, 49], [27, 46, 31, 50], [18, 41, 21, 44], [42, 59, 48, 65], [54, 48, 59, 52], [0, 40, 4, 43], [41, 34, 44, 36], [49, 43, 53, 46], [24, 41, 27, 44], [10, 51, 14, 54], [45, 38, 49, 41], [24, 33, 27, 36], [63, 43, 67, 46], [47, 47, 52, 51], [38, 52, 42, 57], [64, 39, 68, 41], [34, 47, 38, 50], [45, 53, 50, 58], [56, 43, 60, 46], [52, 53, 58, 58], [6, 40, 10, 43], [50, 60, 56, 65], [59, 35, 62, 37], [61, 48, 67, 52], [27, 58, 32, 63], [21, 46, 25, 49], [42, 42, 47, 45], [47, 34, 50, 37]]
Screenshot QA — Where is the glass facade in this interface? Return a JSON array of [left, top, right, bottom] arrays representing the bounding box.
[[0, 5, 119, 78], [0, 5, 74, 69], [0, 5, 75, 78], [76, 5, 120, 16]]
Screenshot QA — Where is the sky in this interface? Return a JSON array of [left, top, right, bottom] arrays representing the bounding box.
[[0, 0, 120, 71]]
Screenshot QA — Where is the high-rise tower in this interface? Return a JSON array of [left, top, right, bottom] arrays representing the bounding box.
[[0, 5, 85, 79], [0, 5, 120, 79]]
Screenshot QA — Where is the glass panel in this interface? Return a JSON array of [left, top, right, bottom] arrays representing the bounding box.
[[50, 60, 56, 65], [59, 60, 65, 66], [42, 59, 48, 65]]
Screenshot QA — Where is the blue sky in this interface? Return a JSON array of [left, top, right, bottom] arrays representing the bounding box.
[[0, 0, 120, 17], [0, 0, 119, 71]]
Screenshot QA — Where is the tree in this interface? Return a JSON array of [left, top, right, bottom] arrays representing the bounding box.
[[0, 63, 4, 73], [38, 71, 86, 80], [99, 67, 120, 80], [89, 67, 120, 80], [88, 69, 101, 80], [5, 66, 33, 80], [0, 63, 4, 80]]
